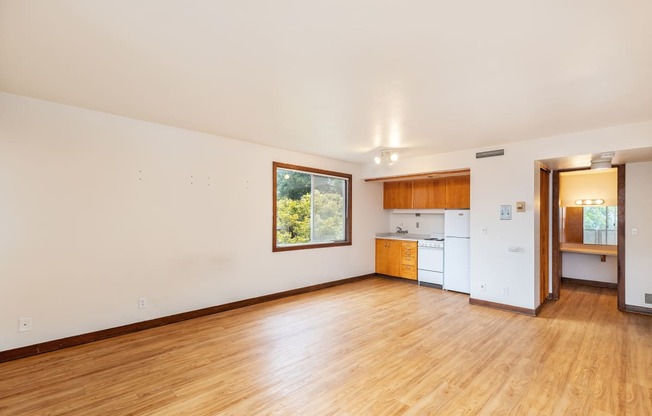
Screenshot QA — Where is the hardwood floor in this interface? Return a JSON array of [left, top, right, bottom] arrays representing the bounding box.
[[0, 278, 650, 415]]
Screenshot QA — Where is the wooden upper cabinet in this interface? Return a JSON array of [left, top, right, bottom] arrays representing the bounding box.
[[412, 179, 446, 209], [445, 176, 471, 209], [382, 174, 471, 210], [383, 182, 413, 209]]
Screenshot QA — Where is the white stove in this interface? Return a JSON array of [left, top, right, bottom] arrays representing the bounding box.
[[417, 238, 444, 286]]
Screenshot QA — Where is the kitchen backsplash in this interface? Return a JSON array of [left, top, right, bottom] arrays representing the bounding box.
[[389, 213, 444, 235]]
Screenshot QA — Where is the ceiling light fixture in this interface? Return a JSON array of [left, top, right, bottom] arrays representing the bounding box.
[[590, 152, 615, 170], [375, 150, 399, 165]]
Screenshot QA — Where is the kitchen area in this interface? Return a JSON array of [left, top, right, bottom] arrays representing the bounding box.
[[372, 171, 471, 294]]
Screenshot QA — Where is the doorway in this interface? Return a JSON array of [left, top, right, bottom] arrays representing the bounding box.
[[549, 165, 625, 309]]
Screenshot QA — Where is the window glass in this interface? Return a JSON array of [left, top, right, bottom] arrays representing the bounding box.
[[273, 162, 351, 251], [583, 206, 617, 245]]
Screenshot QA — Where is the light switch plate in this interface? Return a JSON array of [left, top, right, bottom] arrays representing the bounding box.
[[500, 205, 512, 220], [515, 201, 525, 212]]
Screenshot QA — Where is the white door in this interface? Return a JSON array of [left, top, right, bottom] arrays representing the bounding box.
[[444, 237, 470, 293], [445, 210, 470, 238]]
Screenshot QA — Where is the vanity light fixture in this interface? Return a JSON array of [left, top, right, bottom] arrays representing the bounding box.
[[374, 150, 399, 165], [575, 198, 605, 206]]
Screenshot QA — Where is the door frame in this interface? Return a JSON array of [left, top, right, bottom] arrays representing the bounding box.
[[550, 165, 625, 307], [539, 167, 550, 305]]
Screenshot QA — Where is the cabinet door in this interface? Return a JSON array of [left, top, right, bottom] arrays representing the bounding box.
[[446, 176, 471, 209], [376, 239, 402, 277], [412, 179, 446, 209], [383, 182, 413, 209], [386, 240, 402, 277], [375, 239, 390, 275]]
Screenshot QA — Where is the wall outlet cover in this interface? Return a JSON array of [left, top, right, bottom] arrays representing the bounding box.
[[500, 205, 512, 220], [19, 317, 32, 332]]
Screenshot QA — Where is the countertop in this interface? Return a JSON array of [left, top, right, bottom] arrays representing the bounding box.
[[559, 243, 618, 256], [375, 233, 431, 241]]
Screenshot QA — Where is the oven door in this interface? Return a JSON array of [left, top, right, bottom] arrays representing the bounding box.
[[418, 246, 443, 272], [418, 246, 444, 285]]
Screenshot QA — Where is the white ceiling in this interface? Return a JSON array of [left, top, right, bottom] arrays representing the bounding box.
[[2, 1, 652, 164]]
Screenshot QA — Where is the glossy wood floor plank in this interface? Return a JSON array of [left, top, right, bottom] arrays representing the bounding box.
[[0, 278, 650, 415]]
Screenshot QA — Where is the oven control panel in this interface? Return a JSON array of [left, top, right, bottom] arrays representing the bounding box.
[[418, 240, 444, 248]]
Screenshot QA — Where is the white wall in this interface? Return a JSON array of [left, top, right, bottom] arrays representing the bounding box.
[[363, 121, 652, 310], [562, 253, 617, 284], [625, 162, 652, 308], [0, 93, 385, 351], [388, 213, 444, 236]]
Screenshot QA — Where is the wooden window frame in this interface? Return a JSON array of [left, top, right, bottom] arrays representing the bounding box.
[[273, 162, 352, 252]]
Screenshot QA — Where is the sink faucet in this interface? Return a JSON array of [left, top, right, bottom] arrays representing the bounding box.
[[396, 227, 409, 234]]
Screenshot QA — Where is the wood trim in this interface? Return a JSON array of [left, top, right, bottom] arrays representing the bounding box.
[[469, 297, 537, 317], [561, 277, 618, 289], [622, 304, 652, 315], [364, 169, 470, 182], [617, 164, 626, 311], [0, 274, 374, 363], [272, 161, 353, 252], [539, 168, 550, 305], [551, 170, 561, 301]]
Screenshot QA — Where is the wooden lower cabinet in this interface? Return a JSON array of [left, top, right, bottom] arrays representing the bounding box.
[[400, 241, 417, 280], [375, 239, 417, 280]]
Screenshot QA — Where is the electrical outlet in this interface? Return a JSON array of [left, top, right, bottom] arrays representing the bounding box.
[[416, 222, 420, 228], [480, 282, 486, 291], [502, 287, 510, 295], [138, 297, 148, 309], [19, 317, 32, 332], [481, 226, 487, 235]]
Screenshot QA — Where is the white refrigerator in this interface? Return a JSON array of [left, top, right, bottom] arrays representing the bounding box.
[[444, 210, 470, 294]]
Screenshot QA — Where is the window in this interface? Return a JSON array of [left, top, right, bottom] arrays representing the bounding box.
[[273, 162, 352, 251], [583, 206, 617, 245]]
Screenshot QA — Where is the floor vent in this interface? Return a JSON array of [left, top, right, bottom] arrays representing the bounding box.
[[645, 293, 652, 304], [476, 149, 505, 159]]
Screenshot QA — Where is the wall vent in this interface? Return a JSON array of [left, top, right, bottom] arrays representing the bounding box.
[[476, 149, 505, 159], [645, 293, 652, 304]]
